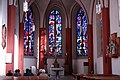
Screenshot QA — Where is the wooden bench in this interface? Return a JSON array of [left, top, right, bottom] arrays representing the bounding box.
[[83, 75, 120, 80], [72, 73, 82, 80], [72, 73, 120, 80], [82, 74, 120, 80], [0, 76, 48, 80]]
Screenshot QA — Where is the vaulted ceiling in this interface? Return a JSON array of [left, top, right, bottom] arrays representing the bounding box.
[[28, 0, 94, 25], [29, 0, 92, 15]]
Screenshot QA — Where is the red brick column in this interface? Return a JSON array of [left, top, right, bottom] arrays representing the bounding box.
[[6, 5, 15, 73], [18, 23, 24, 74], [66, 28, 72, 75], [88, 24, 94, 74], [39, 28, 46, 69], [102, 7, 112, 74]]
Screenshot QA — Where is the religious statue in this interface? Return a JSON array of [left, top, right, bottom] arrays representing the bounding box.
[[106, 37, 116, 57], [2, 24, 6, 49], [43, 55, 47, 65], [64, 52, 68, 65], [43, 49, 47, 65], [43, 49, 48, 73], [52, 47, 59, 68]]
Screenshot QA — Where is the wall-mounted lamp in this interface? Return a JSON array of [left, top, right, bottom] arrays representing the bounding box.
[[96, 0, 101, 14], [23, 0, 28, 12], [32, 24, 35, 31]]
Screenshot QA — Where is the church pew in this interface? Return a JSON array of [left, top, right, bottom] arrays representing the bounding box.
[[81, 74, 120, 80], [0, 76, 48, 80], [72, 73, 85, 80], [72, 73, 120, 80], [86, 76, 120, 80]]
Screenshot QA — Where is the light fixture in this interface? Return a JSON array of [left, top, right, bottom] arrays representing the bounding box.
[[96, 0, 101, 14], [23, 0, 28, 12], [32, 24, 35, 31]]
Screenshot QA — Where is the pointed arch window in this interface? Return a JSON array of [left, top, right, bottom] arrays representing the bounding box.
[[76, 7, 88, 56], [48, 10, 62, 57], [24, 8, 35, 56]]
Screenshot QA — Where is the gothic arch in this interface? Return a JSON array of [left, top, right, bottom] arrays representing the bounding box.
[[71, 2, 88, 58], [43, 0, 67, 29], [19, 1, 40, 70], [30, 2, 40, 58], [72, 1, 89, 23], [43, 0, 68, 57]]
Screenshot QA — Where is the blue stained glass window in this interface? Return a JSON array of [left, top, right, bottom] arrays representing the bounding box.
[[76, 7, 88, 56], [24, 8, 35, 56], [49, 10, 62, 57]]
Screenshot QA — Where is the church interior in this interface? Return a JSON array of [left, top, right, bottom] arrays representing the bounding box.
[[0, 0, 120, 80]]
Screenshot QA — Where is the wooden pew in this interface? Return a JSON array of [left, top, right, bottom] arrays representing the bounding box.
[[72, 73, 85, 80], [83, 75, 120, 80], [72, 73, 120, 80], [0, 76, 48, 80]]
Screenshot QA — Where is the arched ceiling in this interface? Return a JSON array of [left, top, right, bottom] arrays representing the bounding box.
[[28, 0, 94, 24], [32, 0, 77, 16], [29, 0, 76, 10]]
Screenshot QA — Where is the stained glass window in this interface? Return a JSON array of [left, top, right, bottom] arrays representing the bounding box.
[[76, 7, 88, 56], [24, 8, 35, 56], [49, 10, 62, 57]]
